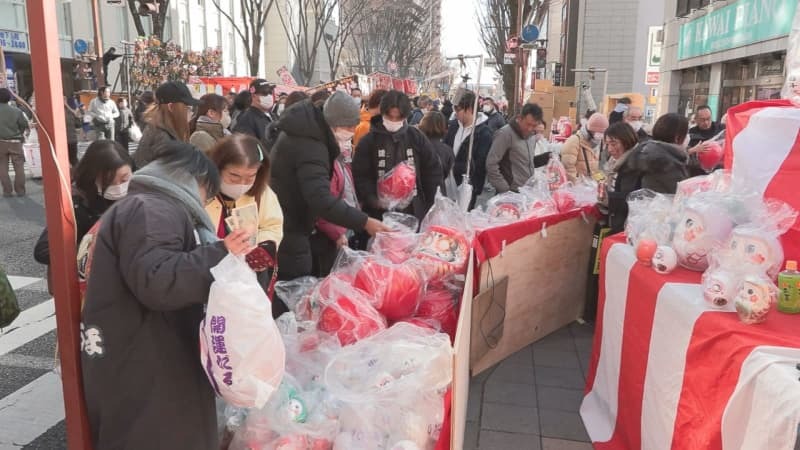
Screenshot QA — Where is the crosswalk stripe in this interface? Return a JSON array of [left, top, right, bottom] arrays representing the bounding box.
[[0, 299, 57, 356], [7, 275, 41, 291], [0, 372, 65, 448]]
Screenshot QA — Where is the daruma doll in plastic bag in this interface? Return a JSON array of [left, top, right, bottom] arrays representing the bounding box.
[[315, 276, 387, 346], [354, 257, 425, 322], [378, 161, 417, 210], [486, 192, 528, 223], [414, 226, 470, 281], [200, 254, 286, 409], [545, 157, 568, 191], [671, 195, 735, 271]]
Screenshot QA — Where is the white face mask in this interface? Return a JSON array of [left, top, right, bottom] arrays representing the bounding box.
[[220, 181, 254, 200], [482, 105, 494, 114], [629, 121, 643, 132], [220, 111, 232, 129], [383, 118, 404, 133], [101, 180, 129, 201], [260, 94, 275, 110], [593, 132, 604, 142], [334, 128, 355, 142]]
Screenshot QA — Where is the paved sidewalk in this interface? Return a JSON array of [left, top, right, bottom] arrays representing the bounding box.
[[464, 322, 595, 450]]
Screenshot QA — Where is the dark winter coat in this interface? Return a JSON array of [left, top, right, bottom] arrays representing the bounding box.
[[133, 125, 179, 169], [607, 140, 689, 233], [81, 188, 228, 450], [352, 115, 443, 221], [409, 108, 425, 126], [430, 138, 455, 188], [485, 110, 506, 134], [233, 106, 273, 149], [34, 192, 112, 265], [269, 99, 369, 278], [444, 118, 493, 207]]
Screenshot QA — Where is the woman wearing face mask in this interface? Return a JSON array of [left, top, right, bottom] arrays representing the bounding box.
[[189, 94, 231, 153], [606, 113, 690, 233], [34, 140, 133, 282], [352, 90, 443, 223], [133, 81, 198, 169], [205, 134, 283, 300], [561, 112, 609, 182]]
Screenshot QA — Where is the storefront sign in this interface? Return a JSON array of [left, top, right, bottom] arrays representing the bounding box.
[[678, 0, 795, 60], [646, 71, 661, 85], [0, 30, 28, 53]]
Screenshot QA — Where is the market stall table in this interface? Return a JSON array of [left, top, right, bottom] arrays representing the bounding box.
[[581, 234, 800, 450], [471, 206, 598, 374]]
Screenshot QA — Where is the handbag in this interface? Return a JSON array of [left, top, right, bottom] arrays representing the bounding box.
[[129, 123, 142, 143], [0, 266, 21, 328]]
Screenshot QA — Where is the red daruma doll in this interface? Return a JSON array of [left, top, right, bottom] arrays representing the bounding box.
[[414, 226, 470, 281], [378, 161, 417, 210]]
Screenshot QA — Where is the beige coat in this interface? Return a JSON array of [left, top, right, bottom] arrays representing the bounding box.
[[205, 186, 284, 246], [560, 134, 601, 182]]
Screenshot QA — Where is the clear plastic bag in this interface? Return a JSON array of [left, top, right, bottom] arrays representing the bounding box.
[[275, 277, 321, 322], [200, 254, 286, 409], [315, 275, 387, 346], [323, 322, 453, 404], [378, 161, 417, 211], [416, 193, 473, 281], [369, 231, 421, 264], [333, 248, 426, 322], [414, 285, 460, 341], [485, 192, 528, 223], [552, 178, 598, 213], [672, 193, 737, 272], [624, 189, 676, 248], [382, 212, 419, 233], [544, 157, 568, 191], [519, 178, 557, 218]]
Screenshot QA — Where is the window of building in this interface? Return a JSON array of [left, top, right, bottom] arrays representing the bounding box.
[[57, 2, 73, 38], [0, 1, 26, 32], [676, 0, 710, 17], [181, 21, 190, 50]]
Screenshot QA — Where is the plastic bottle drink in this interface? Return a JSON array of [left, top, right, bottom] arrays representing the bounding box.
[[777, 260, 800, 314]]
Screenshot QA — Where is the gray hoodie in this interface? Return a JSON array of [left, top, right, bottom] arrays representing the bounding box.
[[486, 121, 551, 193]]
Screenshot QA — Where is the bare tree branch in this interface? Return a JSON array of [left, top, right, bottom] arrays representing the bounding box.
[[211, 0, 275, 76]]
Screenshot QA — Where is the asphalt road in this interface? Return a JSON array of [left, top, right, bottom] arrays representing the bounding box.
[[0, 176, 68, 449]]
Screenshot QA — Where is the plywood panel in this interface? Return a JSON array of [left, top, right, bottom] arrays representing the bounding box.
[[472, 216, 596, 375], [470, 276, 509, 367]]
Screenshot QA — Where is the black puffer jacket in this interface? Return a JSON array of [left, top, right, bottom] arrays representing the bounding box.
[[352, 115, 443, 221], [270, 100, 369, 278], [607, 140, 689, 233], [233, 106, 272, 149]]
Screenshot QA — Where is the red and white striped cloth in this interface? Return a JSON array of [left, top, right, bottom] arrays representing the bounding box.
[[581, 235, 800, 450]]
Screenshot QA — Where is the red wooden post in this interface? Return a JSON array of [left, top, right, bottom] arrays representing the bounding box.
[[26, 2, 93, 449]]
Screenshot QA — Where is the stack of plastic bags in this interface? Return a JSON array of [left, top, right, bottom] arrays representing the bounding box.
[[470, 158, 598, 231], [218, 196, 470, 449]]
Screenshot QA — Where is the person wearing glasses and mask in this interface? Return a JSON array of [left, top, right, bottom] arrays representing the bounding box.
[[561, 112, 608, 182], [623, 105, 650, 142], [233, 78, 276, 149]]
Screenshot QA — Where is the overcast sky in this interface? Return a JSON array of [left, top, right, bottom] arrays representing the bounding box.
[[440, 0, 494, 83]]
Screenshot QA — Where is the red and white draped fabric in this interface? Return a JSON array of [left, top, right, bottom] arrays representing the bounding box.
[[724, 100, 800, 261], [581, 235, 800, 450]]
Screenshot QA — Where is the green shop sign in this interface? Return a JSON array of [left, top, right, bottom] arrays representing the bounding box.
[[678, 0, 797, 60]]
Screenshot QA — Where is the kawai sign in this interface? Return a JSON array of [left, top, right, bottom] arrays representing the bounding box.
[[678, 0, 796, 60]]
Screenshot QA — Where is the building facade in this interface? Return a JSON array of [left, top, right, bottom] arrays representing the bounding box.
[[658, 0, 795, 121], [538, 0, 664, 118], [0, 0, 260, 98]]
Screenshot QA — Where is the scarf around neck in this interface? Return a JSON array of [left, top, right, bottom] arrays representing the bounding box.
[[131, 169, 218, 245]]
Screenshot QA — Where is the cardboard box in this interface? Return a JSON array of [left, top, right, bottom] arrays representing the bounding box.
[[535, 79, 554, 93], [542, 107, 554, 137], [528, 92, 554, 109]]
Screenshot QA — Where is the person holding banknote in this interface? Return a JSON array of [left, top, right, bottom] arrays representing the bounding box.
[[205, 134, 284, 301]]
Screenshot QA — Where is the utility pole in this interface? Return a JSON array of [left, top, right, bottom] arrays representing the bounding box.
[[27, 2, 93, 449], [512, 0, 524, 115], [91, 0, 105, 87]]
